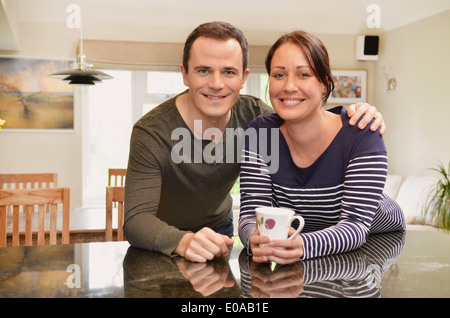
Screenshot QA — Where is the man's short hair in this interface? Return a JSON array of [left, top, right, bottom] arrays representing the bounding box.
[[183, 21, 249, 74]]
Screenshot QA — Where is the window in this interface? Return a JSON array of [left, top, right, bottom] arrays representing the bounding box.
[[83, 70, 269, 208], [83, 70, 133, 207], [141, 71, 187, 115]]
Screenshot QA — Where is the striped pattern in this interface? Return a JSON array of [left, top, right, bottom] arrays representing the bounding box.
[[238, 231, 405, 298], [238, 108, 405, 260]]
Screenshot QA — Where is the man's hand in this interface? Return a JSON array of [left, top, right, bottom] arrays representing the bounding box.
[[175, 227, 234, 262], [173, 258, 235, 296], [347, 103, 386, 135]]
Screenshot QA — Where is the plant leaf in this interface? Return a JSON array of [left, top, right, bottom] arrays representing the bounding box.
[[422, 159, 450, 233]]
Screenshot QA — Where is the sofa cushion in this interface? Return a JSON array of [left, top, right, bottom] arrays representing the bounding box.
[[395, 176, 438, 224], [384, 175, 404, 200]]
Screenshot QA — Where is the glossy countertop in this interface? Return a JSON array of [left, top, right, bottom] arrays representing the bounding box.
[[0, 230, 449, 298]]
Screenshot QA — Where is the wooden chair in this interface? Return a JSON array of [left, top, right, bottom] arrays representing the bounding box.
[[105, 186, 125, 241], [108, 169, 126, 208], [0, 187, 70, 247], [0, 173, 58, 189], [0, 173, 58, 214], [108, 169, 127, 186]]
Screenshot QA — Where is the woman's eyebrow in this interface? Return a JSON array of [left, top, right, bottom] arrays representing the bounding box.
[[271, 65, 311, 70]]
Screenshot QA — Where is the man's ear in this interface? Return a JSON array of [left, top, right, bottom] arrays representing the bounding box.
[[240, 68, 250, 89], [180, 64, 189, 87]]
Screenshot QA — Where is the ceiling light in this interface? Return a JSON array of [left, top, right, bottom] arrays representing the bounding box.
[[49, 4, 112, 85]]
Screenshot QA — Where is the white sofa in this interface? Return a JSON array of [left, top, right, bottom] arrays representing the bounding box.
[[384, 174, 442, 231]]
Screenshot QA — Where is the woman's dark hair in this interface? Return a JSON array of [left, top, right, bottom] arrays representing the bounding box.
[[183, 21, 249, 74], [265, 30, 335, 104]]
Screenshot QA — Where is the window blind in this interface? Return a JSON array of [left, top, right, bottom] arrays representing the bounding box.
[[81, 39, 269, 72]]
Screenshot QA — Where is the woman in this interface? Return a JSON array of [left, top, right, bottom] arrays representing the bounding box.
[[238, 30, 405, 264]]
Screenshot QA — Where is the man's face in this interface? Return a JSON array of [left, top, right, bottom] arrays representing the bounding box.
[[181, 37, 249, 122]]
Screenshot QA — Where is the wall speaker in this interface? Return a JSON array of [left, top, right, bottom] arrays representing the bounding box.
[[356, 35, 379, 61]]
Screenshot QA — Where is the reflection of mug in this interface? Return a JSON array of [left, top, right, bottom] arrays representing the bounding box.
[[255, 207, 305, 247]]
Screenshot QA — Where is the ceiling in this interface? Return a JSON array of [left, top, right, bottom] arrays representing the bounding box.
[[2, 0, 450, 50]]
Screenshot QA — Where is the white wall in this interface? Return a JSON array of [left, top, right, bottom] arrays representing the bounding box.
[[374, 10, 450, 177]]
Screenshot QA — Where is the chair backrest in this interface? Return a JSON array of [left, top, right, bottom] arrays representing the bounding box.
[[108, 169, 127, 186], [0, 187, 70, 247], [0, 173, 58, 189], [105, 186, 125, 241]]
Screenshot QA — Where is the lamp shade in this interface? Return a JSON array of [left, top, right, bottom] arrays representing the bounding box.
[[49, 54, 113, 85], [49, 69, 113, 85]]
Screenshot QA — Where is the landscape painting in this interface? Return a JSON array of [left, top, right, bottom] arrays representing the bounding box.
[[0, 57, 74, 130]]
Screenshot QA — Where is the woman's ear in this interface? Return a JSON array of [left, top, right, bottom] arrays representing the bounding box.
[[321, 79, 328, 95], [321, 76, 332, 105], [323, 77, 330, 93]]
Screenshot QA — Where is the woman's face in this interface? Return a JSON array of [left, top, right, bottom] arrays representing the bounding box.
[[268, 42, 326, 123]]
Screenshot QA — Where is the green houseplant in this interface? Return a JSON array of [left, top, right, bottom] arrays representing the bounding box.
[[422, 160, 450, 233]]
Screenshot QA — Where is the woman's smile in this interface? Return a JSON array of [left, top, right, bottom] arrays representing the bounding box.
[[279, 98, 306, 106]]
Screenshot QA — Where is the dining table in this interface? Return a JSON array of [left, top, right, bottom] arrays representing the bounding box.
[[0, 229, 449, 303]]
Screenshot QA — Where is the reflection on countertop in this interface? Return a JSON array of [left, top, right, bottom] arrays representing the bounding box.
[[1, 230, 450, 298], [239, 231, 406, 298], [123, 245, 241, 297]]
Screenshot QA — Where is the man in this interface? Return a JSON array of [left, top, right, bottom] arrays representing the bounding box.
[[123, 21, 385, 262]]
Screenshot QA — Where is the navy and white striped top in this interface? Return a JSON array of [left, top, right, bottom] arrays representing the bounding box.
[[238, 106, 405, 260]]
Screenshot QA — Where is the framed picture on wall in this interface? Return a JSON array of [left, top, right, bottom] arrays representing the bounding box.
[[0, 56, 74, 131], [328, 69, 367, 104]]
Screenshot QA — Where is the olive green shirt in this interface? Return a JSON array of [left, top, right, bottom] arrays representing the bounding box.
[[124, 92, 272, 256]]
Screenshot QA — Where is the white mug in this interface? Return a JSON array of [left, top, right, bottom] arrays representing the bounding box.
[[255, 207, 304, 247]]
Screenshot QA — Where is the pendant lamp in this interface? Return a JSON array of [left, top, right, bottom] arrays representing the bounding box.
[[49, 4, 112, 85]]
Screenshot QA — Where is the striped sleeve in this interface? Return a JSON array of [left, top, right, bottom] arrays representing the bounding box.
[[238, 146, 273, 249], [300, 154, 388, 259]]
